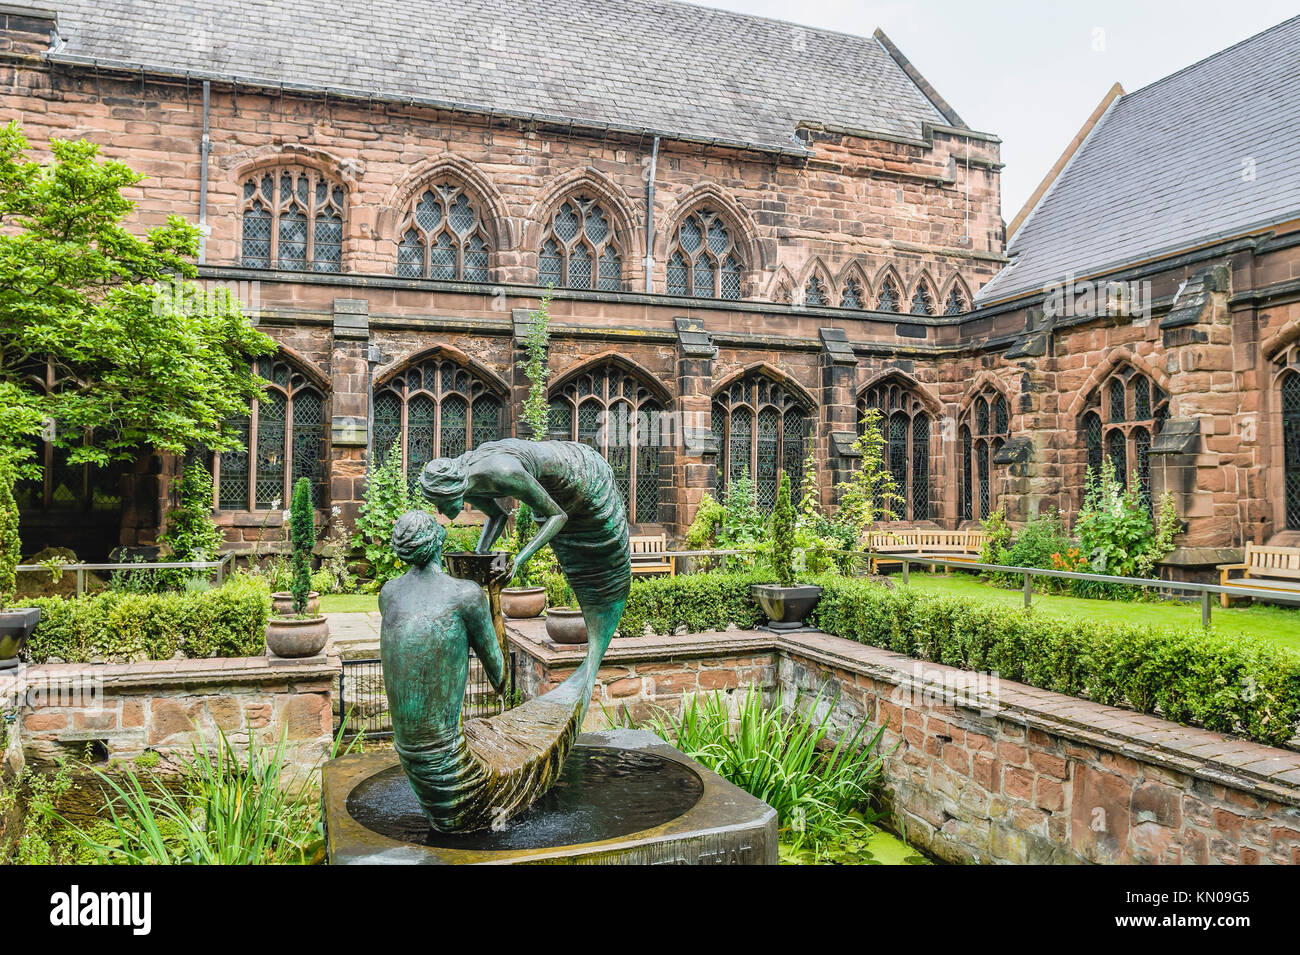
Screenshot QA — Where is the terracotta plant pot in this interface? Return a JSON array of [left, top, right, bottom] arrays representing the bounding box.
[[272, 591, 320, 616], [265, 615, 330, 658], [501, 586, 546, 619], [0, 607, 40, 670], [750, 584, 822, 632], [545, 607, 587, 645]]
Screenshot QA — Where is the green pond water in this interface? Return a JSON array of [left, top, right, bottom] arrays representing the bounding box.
[[780, 825, 932, 865]]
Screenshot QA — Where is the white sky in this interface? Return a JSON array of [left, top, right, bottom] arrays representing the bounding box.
[[689, 0, 1299, 223]]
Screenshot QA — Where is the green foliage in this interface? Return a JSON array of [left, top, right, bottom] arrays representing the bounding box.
[[618, 570, 768, 638], [809, 576, 1300, 747], [63, 731, 329, 865], [0, 123, 275, 476], [288, 477, 315, 615], [770, 471, 796, 587], [352, 440, 411, 584], [444, 523, 482, 555], [508, 504, 538, 587], [543, 569, 576, 609], [978, 504, 1013, 566], [645, 685, 889, 861], [1, 760, 96, 864], [981, 506, 1074, 592], [157, 462, 224, 590], [0, 457, 19, 606], [517, 289, 553, 441], [20, 575, 270, 662], [1075, 459, 1176, 581], [835, 408, 903, 535]]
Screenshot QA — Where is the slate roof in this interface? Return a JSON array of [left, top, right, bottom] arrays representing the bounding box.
[[976, 15, 1300, 305], [37, 0, 958, 154]]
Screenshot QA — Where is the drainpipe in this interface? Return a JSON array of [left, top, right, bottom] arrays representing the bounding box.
[[643, 135, 660, 293], [198, 80, 211, 264]]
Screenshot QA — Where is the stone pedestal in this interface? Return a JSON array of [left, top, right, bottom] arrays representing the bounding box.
[[323, 729, 777, 864]]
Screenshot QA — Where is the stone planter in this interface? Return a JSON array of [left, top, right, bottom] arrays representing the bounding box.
[[0, 607, 40, 670], [266, 615, 330, 658], [750, 584, 822, 632], [545, 607, 587, 645], [272, 591, 320, 616], [501, 586, 546, 619]]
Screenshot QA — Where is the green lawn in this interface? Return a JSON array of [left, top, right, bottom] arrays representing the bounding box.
[[900, 572, 1300, 652], [320, 593, 379, 614]]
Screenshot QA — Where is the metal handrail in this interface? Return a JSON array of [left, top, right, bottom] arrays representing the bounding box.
[[15, 552, 236, 595], [834, 548, 1300, 628]]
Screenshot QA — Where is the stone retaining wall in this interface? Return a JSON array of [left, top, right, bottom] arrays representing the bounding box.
[[14, 655, 340, 776], [507, 620, 1300, 865]]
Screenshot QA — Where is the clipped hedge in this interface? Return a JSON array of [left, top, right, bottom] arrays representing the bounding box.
[[19, 576, 271, 663], [809, 577, 1300, 748], [618, 570, 768, 639]]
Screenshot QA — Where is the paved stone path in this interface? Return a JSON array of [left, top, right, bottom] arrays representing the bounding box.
[[326, 611, 380, 659]]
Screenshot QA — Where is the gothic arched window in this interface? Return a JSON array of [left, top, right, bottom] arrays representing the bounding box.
[[666, 208, 743, 300], [712, 373, 811, 512], [803, 276, 826, 307], [374, 358, 505, 495], [240, 168, 345, 272], [1283, 371, 1300, 529], [212, 357, 327, 510], [960, 386, 1010, 521], [859, 380, 932, 521], [11, 359, 123, 516], [944, 285, 969, 315], [1079, 365, 1168, 509], [547, 365, 665, 523], [538, 195, 623, 291], [841, 278, 865, 310], [910, 282, 936, 315], [876, 276, 900, 312], [395, 181, 492, 282]]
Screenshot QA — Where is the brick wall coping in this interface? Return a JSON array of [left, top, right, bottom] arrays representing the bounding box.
[[508, 621, 1300, 808], [22, 653, 342, 692]]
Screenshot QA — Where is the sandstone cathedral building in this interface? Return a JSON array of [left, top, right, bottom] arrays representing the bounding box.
[[4, 1, 1299, 582]]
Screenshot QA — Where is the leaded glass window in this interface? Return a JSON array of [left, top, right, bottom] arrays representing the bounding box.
[[910, 283, 936, 315], [667, 208, 743, 300], [13, 358, 124, 517], [876, 277, 900, 312], [210, 357, 326, 511], [240, 168, 345, 272], [372, 357, 505, 489], [548, 363, 665, 523], [538, 195, 623, 291], [944, 286, 968, 315], [841, 278, 864, 310], [394, 181, 493, 282], [713, 372, 812, 514], [803, 276, 826, 307], [859, 379, 933, 522], [1284, 372, 1300, 530], [959, 385, 1011, 522], [1079, 366, 1168, 510]]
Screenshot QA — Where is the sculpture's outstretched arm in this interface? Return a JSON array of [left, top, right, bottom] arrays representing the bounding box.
[[473, 497, 512, 554], [508, 473, 566, 569], [464, 588, 506, 693]]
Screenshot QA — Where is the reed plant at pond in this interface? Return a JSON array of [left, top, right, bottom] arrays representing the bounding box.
[[61, 729, 347, 865], [643, 685, 890, 861]]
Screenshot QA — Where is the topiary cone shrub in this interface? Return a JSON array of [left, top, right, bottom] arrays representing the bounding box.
[[289, 477, 315, 616]]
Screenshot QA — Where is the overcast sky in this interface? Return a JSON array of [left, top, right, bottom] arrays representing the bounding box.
[[690, 0, 1298, 223]]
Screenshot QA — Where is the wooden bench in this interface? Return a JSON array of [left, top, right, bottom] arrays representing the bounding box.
[[1217, 543, 1300, 607], [629, 534, 674, 577], [864, 529, 988, 574]]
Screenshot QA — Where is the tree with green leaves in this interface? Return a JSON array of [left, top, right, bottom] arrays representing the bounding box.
[[288, 477, 315, 615], [352, 440, 411, 585], [159, 462, 223, 564], [835, 407, 904, 536], [511, 288, 553, 585], [0, 458, 19, 607], [0, 123, 274, 478]]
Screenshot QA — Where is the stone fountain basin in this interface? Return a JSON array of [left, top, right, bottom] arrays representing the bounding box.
[[322, 729, 777, 865]]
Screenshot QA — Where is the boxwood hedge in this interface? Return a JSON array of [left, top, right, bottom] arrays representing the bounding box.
[[19, 575, 271, 663]]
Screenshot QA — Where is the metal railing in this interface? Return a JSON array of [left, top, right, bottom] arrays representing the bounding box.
[[336, 651, 518, 739], [839, 549, 1300, 628], [15, 552, 236, 595]]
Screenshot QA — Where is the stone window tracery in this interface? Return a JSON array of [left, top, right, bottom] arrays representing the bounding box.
[[712, 373, 810, 512], [395, 181, 492, 282], [858, 380, 931, 521], [240, 167, 344, 272], [538, 195, 623, 291], [666, 208, 743, 300]]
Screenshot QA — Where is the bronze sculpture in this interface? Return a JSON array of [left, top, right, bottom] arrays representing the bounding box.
[[379, 439, 631, 832]]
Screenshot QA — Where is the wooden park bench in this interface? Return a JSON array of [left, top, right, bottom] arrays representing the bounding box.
[[629, 533, 674, 577], [1217, 543, 1300, 607], [864, 528, 988, 574]]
